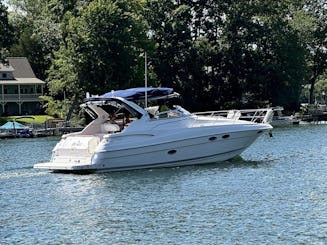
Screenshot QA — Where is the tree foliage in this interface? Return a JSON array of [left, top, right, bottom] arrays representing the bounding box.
[[0, 2, 14, 62], [146, 0, 310, 110], [4, 0, 327, 117], [290, 0, 327, 104], [48, 0, 150, 95], [43, 0, 151, 117]]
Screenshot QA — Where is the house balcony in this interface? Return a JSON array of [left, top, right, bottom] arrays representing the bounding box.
[[0, 93, 44, 103]]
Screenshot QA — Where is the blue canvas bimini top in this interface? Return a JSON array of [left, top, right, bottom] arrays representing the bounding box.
[[101, 87, 175, 101]]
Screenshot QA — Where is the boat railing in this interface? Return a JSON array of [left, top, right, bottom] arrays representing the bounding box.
[[194, 108, 274, 124]]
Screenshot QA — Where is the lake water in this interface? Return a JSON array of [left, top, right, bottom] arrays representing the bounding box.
[[0, 125, 326, 244]]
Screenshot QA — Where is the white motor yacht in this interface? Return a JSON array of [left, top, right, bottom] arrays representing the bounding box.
[[34, 88, 273, 173]]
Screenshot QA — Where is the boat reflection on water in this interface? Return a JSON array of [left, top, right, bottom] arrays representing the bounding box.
[[34, 87, 273, 173]]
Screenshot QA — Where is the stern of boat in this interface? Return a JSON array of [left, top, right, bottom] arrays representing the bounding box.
[[33, 135, 101, 172]]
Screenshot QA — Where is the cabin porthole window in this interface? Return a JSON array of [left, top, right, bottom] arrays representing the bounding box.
[[222, 134, 230, 139], [168, 150, 177, 155], [209, 136, 217, 141]]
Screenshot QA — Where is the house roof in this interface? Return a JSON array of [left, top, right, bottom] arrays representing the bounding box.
[[0, 64, 15, 72], [0, 77, 45, 85], [0, 57, 45, 85], [7, 57, 36, 78]]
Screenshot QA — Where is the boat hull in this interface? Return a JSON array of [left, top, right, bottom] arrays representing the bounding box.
[[34, 125, 269, 173], [34, 93, 274, 173]]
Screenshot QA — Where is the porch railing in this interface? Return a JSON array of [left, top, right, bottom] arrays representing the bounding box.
[[0, 93, 43, 102]]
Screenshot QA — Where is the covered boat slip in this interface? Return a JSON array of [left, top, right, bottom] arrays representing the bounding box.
[[0, 120, 33, 138]]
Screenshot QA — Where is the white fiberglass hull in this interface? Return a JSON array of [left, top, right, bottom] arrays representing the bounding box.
[[34, 93, 274, 173], [34, 124, 271, 173]]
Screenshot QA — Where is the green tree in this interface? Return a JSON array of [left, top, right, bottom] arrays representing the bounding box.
[[0, 2, 14, 62], [147, 0, 307, 110], [6, 0, 322, 114], [7, 0, 87, 79], [46, 0, 150, 117], [9, 17, 49, 79], [290, 0, 327, 104], [146, 1, 216, 110]]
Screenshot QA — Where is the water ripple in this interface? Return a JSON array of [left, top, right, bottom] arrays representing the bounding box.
[[0, 126, 327, 244]]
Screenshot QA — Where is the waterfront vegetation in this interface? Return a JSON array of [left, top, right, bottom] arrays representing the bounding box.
[[1, 115, 54, 124], [1, 0, 326, 119]]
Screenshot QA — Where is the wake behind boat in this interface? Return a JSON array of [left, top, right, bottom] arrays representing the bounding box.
[[34, 88, 273, 173]]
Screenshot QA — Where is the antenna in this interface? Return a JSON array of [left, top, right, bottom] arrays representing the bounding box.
[[144, 52, 148, 108]]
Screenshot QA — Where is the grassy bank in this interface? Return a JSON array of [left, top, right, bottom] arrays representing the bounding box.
[[0, 115, 54, 124]]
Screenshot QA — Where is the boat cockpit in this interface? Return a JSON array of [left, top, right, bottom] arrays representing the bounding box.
[[77, 95, 192, 139]]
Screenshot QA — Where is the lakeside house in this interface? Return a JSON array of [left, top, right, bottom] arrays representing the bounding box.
[[0, 57, 45, 116]]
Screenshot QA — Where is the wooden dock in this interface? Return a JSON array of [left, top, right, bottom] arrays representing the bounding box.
[[37, 127, 84, 136], [301, 112, 327, 123], [0, 127, 84, 139]]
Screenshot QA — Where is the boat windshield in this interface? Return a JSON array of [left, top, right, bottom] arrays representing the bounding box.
[[149, 105, 191, 119]]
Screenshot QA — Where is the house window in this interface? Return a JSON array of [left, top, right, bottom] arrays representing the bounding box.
[[30, 87, 34, 93], [2, 73, 7, 78]]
